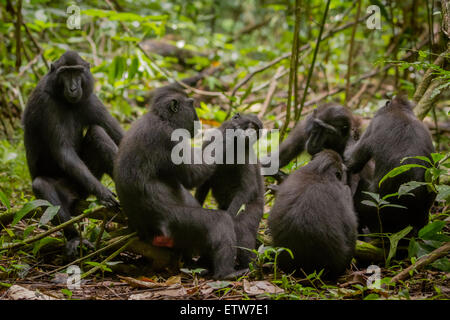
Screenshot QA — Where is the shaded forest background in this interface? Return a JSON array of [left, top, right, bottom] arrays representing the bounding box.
[[0, 0, 449, 300]]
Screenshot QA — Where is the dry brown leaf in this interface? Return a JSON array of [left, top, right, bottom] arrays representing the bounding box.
[[242, 279, 284, 295], [165, 275, 181, 285], [119, 275, 165, 288], [6, 285, 57, 300], [128, 285, 187, 300]]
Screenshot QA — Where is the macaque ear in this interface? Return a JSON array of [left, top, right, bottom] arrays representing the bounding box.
[[85, 62, 91, 69], [50, 63, 56, 72], [170, 99, 180, 113]]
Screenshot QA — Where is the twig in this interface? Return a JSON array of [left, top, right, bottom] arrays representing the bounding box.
[[228, 17, 273, 43], [19, 44, 41, 79], [345, 0, 362, 102], [297, 0, 331, 122], [280, 0, 302, 140], [348, 81, 370, 108], [251, 68, 289, 93], [81, 236, 137, 279], [2, 209, 97, 250], [258, 67, 284, 118], [28, 232, 137, 280], [227, 10, 372, 105], [292, 0, 302, 122], [94, 212, 108, 250], [14, 0, 22, 72], [390, 242, 450, 284]]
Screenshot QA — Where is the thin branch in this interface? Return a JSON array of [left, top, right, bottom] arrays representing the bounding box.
[[390, 242, 450, 284], [14, 0, 22, 72], [228, 16, 273, 43], [345, 0, 362, 102], [296, 0, 331, 122], [258, 66, 284, 118], [28, 232, 137, 280], [280, 0, 302, 140], [2, 209, 97, 250], [81, 236, 137, 279]]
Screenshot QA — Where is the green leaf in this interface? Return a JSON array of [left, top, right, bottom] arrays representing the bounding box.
[[398, 181, 429, 198], [111, 35, 141, 43], [362, 191, 380, 203], [431, 258, 450, 272], [436, 185, 450, 202], [408, 237, 418, 258], [379, 164, 427, 187], [39, 205, 60, 226], [61, 288, 73, 299], [361, 200, 378, 208], [380, 203, 407, 210], [382, 192, 399, 200], [32, 237, 62, 255], [12, 200, 51, 226], [0, 190, 11, 210], [128, 57, 139, 80], [208, 281, 232, 289], [364, 293, 380, 300], [418, 221, 446, 240], [23, 225, 35, 238], [386, 226, 413, 266], [401, 156, 432, 165], [431, 152, 445, 164]]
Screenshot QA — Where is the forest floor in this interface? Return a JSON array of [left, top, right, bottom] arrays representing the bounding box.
[[1, 201, 449, 300]]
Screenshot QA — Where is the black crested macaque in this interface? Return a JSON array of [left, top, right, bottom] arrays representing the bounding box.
[[195, 113, 265, 268], [268, 150, 357, 279], [345, 95, 435, 234], [114, 85, 246, 280], [263, 103, 358, 180], [22, 51, 124, 256]]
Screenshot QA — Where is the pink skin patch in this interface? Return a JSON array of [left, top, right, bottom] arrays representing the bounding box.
[[152, 235, 174, 248]]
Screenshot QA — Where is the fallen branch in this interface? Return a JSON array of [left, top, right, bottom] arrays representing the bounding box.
[[2, 209, 97, 250], [81, 235, 137, 279], [28, 232, 137, 280], [0, 201, 126, 228], [390, 242, 450, 284], [354, 240, 385, 262]]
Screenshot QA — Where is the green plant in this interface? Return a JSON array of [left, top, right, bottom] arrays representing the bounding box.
[[249, 244, 293, 280]]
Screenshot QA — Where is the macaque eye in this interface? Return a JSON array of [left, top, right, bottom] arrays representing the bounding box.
[[232, 113, 241, 120], [335, 171, 342, 180], [170, 99, 179, 113]]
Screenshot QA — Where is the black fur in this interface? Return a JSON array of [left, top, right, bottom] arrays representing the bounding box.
[[195, 113, 265, 268], [114, 85, 244, 279], [345, 96, 435, 234], [264, 103, 357, 173], [22, 51, 124, 255], [268, 150, 357, 279]]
